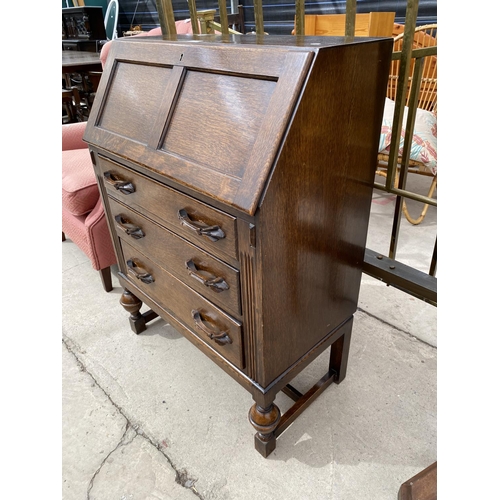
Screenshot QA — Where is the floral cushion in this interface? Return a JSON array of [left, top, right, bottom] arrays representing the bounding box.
[[378, 98, 437, 175]]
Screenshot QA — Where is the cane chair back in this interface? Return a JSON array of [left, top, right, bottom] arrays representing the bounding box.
[[376, 24, 438, 225]]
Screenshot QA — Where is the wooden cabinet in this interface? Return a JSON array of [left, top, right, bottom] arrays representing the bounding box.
[[303, 12, 395, 37], [83, 34, 392, 457], [62, 6, 106, 52]]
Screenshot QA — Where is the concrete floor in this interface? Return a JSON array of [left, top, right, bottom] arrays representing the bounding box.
[[62, 173, 437, 500]]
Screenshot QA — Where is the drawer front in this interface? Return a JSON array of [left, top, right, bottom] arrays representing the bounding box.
[[108, 198, 241, 316], [98, 156, 238, 261], [120, 239, 244, 369]]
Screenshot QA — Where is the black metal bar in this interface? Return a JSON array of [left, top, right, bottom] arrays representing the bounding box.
[[363, 248, 437, 306], [429, 238, 437, 277]]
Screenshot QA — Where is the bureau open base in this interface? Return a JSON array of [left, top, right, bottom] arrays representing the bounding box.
[[121, 282, 353, 457], [83, 33, 393, 457]]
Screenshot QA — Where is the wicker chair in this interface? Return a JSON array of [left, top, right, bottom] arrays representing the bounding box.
[[376, 24, 437, 225]]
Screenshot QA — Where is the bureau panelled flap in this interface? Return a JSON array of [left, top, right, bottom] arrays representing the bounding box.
[[84, 38, 313, 215], [161, 70, 276, 181], [97, 62, 175, 146]]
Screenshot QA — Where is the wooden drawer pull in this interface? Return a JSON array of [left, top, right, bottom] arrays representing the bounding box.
[[178, 209, 225, 242], [192, 310, 232, 345], [115, 215, 145, 239], [185, 260, 229, 293], [104, 171, 135, 195], [126, 259, 154, 284]]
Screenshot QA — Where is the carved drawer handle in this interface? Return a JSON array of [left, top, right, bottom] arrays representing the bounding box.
[[178, 209, 225, 242], [191, 310, 232, 345], [104, 171, 135, 195], [185, 260, 229, 293], [126, 259, 154, 284], [114, 215, 145, 239]]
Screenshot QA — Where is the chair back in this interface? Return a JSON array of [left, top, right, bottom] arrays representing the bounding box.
[[387, 24, 437, 112], [105, 0, 119, 40]]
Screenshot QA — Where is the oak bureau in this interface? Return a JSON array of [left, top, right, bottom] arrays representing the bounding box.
[[83, 34, 392, 457]]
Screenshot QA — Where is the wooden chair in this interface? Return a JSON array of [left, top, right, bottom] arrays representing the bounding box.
[[62, 86, 84, 124], [81, 71, 102, 114], [376, 24, 437, 225], [196, 6, 245, 34], [386, 24, 437, 111], [215, 4, 245, 33]]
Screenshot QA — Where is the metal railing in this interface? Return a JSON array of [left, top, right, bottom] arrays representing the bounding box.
[[361, 0, 437, 305]]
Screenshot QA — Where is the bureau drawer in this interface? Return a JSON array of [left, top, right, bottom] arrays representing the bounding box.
[[108, 198, 241, 316], [98, 156, 238, 261], [120, 239, 244, 369]]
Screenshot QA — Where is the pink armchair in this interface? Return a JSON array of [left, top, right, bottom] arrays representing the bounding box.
[[62, 121, 116, 291], [63, 20, 199, 292]]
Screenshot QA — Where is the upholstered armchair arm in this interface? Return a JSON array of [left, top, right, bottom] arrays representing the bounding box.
[[62, 122, 88, 151], [85, 198, 105, 229], [100, 40, 113, 69]]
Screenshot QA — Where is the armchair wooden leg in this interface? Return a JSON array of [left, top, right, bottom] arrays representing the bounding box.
[[99, 266, 113, 292]]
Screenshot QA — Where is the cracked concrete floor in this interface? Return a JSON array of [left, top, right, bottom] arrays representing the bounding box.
[[62, 187, 437, 500], [62, 342, 198, 500]]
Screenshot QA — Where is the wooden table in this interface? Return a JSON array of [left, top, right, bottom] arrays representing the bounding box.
[[62, 50, 102, 74]]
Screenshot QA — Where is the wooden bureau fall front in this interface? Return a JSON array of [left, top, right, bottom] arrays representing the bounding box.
[[83, 34, 392, 457]]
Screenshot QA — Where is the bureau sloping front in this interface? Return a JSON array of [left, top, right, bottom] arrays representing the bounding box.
[[84, 37, 313, 215]]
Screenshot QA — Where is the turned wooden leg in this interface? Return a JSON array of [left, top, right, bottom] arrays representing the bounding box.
[[330, 321, 352, 384], [248, 402, 281, 458], [120, 289, 147, 334]]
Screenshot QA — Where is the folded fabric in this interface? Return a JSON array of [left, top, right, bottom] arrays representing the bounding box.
[[378, 98, 437, 175]]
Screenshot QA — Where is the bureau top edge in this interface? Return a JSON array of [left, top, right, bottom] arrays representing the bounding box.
[[118, 33, 393, 51]]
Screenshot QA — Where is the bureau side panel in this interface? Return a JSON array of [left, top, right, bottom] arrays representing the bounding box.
[[256, 40, 393, 387]]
